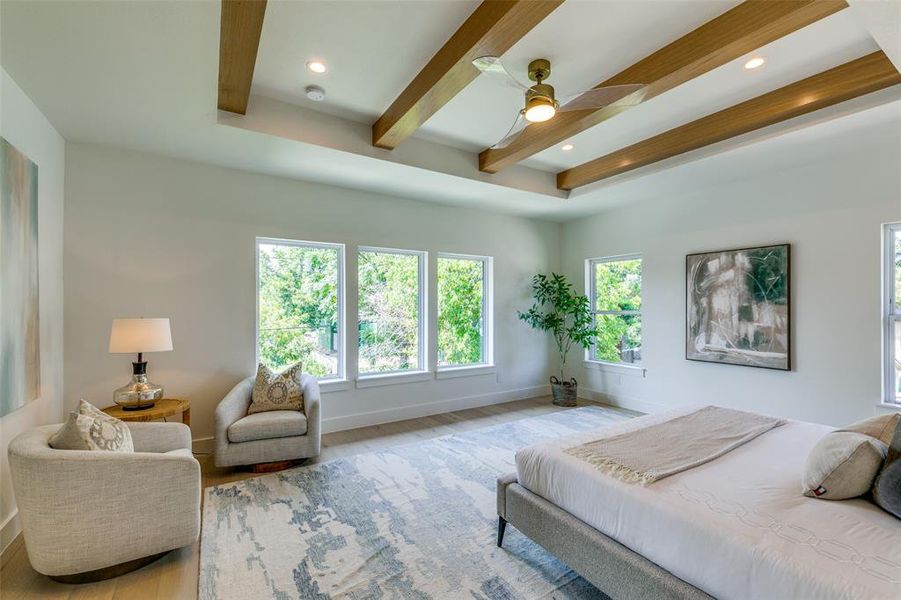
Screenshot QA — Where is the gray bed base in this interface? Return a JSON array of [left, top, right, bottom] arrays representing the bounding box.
[[496, 474, 713, 600]]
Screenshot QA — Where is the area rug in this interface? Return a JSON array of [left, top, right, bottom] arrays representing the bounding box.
[[200, 406, 631, 599]]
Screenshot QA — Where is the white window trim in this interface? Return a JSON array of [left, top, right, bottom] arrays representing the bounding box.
[[436, 252, 494, 372], [355, 370, 432, 388], [255, 236, 346, 382], [357, 246, 428, 378], [883, 223, 900, 406], [435, 364, 497, 379], [585, 253, 644, 369]]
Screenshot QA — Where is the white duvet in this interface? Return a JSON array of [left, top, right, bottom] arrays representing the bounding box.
[[515, 408, 901, 600]]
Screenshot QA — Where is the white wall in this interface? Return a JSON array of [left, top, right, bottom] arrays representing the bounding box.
[[561, 138, 901, 426], [64, 143, 560, 445], [0, 70, 65, 552]]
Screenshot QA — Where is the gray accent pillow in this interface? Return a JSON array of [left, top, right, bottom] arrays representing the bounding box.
[[802, 431, 887, 500], [248, 362, 305, 415], [49, 400, 134, 452], [873, 420, 901, 519]]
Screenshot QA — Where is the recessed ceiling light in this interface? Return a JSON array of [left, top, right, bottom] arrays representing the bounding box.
[[306, 60, 327, 74], [744, 57, 765, 70], [561, 144, 574, 151]]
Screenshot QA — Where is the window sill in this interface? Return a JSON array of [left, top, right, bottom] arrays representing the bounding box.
[[356, 371, 432, 389], [318, 378, 352, 393], [583, 360, 647, 378], [435, 365, 496, 380], [876, 401, 901, 412]]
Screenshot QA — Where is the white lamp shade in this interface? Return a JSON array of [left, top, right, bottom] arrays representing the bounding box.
[[109, 318, 173, 354]]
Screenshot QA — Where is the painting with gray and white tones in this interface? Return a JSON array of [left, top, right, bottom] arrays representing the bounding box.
[[686, 244, 790, 370], [1, 137, 40, 416], [201, 407, 630, 599]]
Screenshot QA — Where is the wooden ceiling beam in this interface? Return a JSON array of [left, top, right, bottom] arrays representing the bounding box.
[[218, 0, 268, 115], [479, 0, 848, 173], [556, 51, 901, 190], [371, 0, 563, 150]]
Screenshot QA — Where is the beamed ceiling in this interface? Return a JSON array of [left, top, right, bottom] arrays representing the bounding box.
[[2, 1, 899, 219]]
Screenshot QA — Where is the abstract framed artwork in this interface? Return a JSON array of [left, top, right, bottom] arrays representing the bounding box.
[[686, 243, 790, 370], [1, 137, 40, 416]]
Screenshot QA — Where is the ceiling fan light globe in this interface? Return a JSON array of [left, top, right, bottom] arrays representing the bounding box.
[[524, 97, 556, 123]]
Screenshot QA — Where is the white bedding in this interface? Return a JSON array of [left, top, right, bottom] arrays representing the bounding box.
[[515, 408, 901, 600]]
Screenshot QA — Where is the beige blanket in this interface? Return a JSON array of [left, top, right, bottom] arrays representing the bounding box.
[[565, 405, 785, 484]]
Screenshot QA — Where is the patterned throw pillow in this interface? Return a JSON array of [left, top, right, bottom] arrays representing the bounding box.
[[248, 362, 305, 415], [49, 399, 134, 452]]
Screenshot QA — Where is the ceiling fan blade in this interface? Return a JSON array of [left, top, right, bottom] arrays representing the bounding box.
[[472, 55, 530, 91], [491, 111, 528, 149], [558, 84, 647, 112]]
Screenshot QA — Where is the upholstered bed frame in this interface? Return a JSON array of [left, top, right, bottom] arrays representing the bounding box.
[[496, 474, 712, 600]]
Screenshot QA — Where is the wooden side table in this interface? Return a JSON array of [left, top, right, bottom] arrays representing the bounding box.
[[102, 398, 190, 427]]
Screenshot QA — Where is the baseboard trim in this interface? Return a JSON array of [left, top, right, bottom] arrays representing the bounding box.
[[192, 436, 215, 455], [577, 386, 663, 415], [321, 384, 551, 434], [0, 514, 23, 568]]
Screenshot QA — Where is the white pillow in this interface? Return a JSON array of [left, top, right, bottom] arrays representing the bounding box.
[[802, 431, 886, 500]]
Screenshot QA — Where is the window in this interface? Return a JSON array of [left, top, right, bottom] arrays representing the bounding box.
[[588, 255, 642, 364], [358, 247, 425, 374], [256, 238, 344, 379], [437, 254, 491, 367], [884, 223, 901, 405]]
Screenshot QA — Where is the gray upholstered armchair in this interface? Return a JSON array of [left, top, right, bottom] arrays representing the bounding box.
[[214, 374, 321, 469], [8, 422, 200, 581]]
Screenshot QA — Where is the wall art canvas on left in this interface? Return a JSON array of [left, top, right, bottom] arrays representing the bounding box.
[[1, 137, 40, 416]]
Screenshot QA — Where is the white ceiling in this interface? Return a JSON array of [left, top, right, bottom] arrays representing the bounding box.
[[1, 0, 898, 222]]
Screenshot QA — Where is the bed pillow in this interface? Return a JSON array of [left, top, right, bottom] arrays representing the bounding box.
[[872, 420, 901, 519], [802, 431, 887, 500], [49, 400, 134, 452], [837, 413, 900, 446], [248, 362, 305, 414]]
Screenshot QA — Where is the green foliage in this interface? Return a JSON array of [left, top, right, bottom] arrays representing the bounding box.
[[518, 273, 595, 381], [593, 259, 642, 363], [745, 247, 788, 304], [438, 258, 484, 365], [257, 244, 339, 376], [358, 251, 420, 372]]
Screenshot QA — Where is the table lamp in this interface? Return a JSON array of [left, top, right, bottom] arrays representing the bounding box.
[[108, 318, 173, 410]]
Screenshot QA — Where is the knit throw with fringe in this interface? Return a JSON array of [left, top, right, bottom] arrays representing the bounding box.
[[564, 405, 785, 485]]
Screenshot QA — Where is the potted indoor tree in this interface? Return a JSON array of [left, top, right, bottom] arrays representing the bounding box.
[[518, 273, 595, 407]]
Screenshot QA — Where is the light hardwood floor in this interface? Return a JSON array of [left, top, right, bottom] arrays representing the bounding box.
[[0, 397, 634, 600]]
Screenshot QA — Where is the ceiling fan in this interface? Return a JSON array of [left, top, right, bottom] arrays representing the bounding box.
[[472, 56, 646, 149]]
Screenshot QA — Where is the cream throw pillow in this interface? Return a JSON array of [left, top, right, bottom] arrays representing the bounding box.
[[837, 413, 900, 446], [248, 362, 305, 414], [49, 399, 134, 452], [802, 431, 887, 500]]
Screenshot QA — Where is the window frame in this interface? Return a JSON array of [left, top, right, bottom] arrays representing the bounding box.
[[356, 245, 428, 378], [883, 223, 900, 406], [436, 252, 494, 371], [254, 236, 346, 382], [585, 253, 644, 370]]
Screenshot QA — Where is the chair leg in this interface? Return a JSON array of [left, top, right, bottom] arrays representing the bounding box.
[[497, 517, 507, 547], [251, 460, 298, 473]]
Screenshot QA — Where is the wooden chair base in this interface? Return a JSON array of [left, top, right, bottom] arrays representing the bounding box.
[[48, 551, 169, 584], [251, 460, 298, 473]]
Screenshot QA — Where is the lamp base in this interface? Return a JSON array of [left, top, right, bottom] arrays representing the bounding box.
[[113, 362, 163, 410]]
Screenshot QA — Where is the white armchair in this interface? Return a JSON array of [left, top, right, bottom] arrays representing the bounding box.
[[7, 422, 200, 581], [214, 374, 321, 469]]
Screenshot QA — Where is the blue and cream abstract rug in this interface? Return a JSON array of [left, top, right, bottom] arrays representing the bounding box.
[[200, 406, 631, 599]]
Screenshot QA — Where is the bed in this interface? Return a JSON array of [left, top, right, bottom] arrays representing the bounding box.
[[497, 408, 901, 600]]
